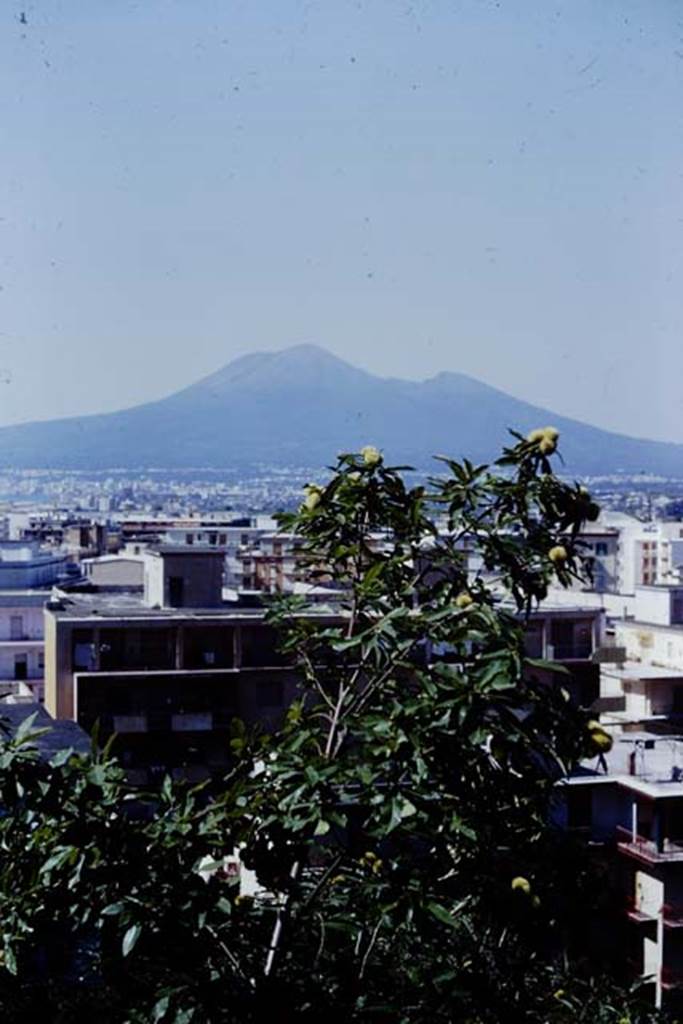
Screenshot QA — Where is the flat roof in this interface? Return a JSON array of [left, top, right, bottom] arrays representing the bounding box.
[[146, 546, 226, 557], [602, 662, 683, 681], [571, 732, 683, 796], [46, 591, 341, 623], [619, 619, 683, 635]]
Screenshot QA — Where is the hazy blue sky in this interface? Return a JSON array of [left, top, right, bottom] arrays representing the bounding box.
[[1, 1, 682, 441]]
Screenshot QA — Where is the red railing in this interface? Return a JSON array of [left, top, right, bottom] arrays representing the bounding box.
[[616, 826, 683, 862], [661, 966, 683, 988], [663, 903, 683, 926], [624, 898, 683, 926]]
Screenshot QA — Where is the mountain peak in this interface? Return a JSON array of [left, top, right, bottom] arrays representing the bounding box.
[[1, 344, 682, 475], [185, 343, 372, 399]]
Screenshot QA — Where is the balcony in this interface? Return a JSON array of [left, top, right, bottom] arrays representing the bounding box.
[[663, 903, 683, 928], [112, 714, 148, 734], [549, 643, 593, 661], [0, 637, 44, 647], [617, 826, 683, 864], [661, 966, 683, 990], [625, 897, 657, 925], [624, 898, 683, 931], [171, 712, 213, 732]]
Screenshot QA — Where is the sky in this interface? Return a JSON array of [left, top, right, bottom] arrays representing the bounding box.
[[1, 0, 682, 442]]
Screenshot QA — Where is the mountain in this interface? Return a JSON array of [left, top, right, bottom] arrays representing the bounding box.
[[0, 344, 682, 475]]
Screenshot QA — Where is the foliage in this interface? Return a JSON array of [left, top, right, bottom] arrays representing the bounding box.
[[0, 432, 670, 1022], [0, 719, 263, 1022]]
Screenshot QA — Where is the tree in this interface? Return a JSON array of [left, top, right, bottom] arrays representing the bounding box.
[[0, 432, 669, 1022]]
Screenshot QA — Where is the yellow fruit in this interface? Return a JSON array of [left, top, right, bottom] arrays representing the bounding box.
[[360, 445, 382, 467], [303, 484, 323, 511], [589, 729, 613, 753], [548, 545, 568, 564], [511, 876, 532, 895], [455, 592, 474, 609], [586, 719, 602, 731], [527, 426, 559, 450]]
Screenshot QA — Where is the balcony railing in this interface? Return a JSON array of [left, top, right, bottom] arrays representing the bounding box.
[[625, 898, 683, 927], [625, 897, 657, 924], [661, 966, 683, 989], [617, 825, 683, 863], [548, 643, 593, 661], [663, 903, 683, 927]]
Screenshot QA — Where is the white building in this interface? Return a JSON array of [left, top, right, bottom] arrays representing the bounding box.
[[0, 541, 70, 702], [0, 592, 45, 700]]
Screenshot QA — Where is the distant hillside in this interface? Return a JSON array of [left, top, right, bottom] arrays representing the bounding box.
[[0, 344, 682, 475]]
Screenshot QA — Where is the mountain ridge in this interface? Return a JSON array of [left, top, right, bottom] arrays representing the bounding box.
[[0, 344, 681, 475]]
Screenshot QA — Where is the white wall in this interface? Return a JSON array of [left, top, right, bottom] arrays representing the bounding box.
[[616, 620, 683, 673]]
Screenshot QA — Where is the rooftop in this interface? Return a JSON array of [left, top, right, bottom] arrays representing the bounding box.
[[46, 590, 340, 622], [574, 732, 683, 798], [602, 661, 683, 682]]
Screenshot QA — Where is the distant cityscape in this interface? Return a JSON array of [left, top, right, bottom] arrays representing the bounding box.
[[3, 465, 683, 518]]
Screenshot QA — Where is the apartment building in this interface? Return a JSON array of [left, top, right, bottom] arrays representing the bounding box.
[[578, 527, 620, 593], [560, 734, 683, 1011], [44, 547, 334, 784], [598, 514, 683, 593], [44, 543, 603, 785], [0, 541, 70, 701]]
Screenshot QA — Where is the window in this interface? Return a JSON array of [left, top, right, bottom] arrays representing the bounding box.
[[10, 615, 23, 640], [595, 542, 608, 556], [14, 655, 28, 681], [185, 533, 194, 545], [169, 576, 185, 608], [72, 629, 96, 671]]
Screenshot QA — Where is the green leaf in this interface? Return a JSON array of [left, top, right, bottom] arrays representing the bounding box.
[[40, 846, 77, 875], [49, 747, 74, 768], [102, 901, 126, 917], [427, 902, 461, 930], [122, 923, 142, 957], [3, 945, 17, 976], [524, 657, 569, 674], [152, 994, 171, 1023]]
